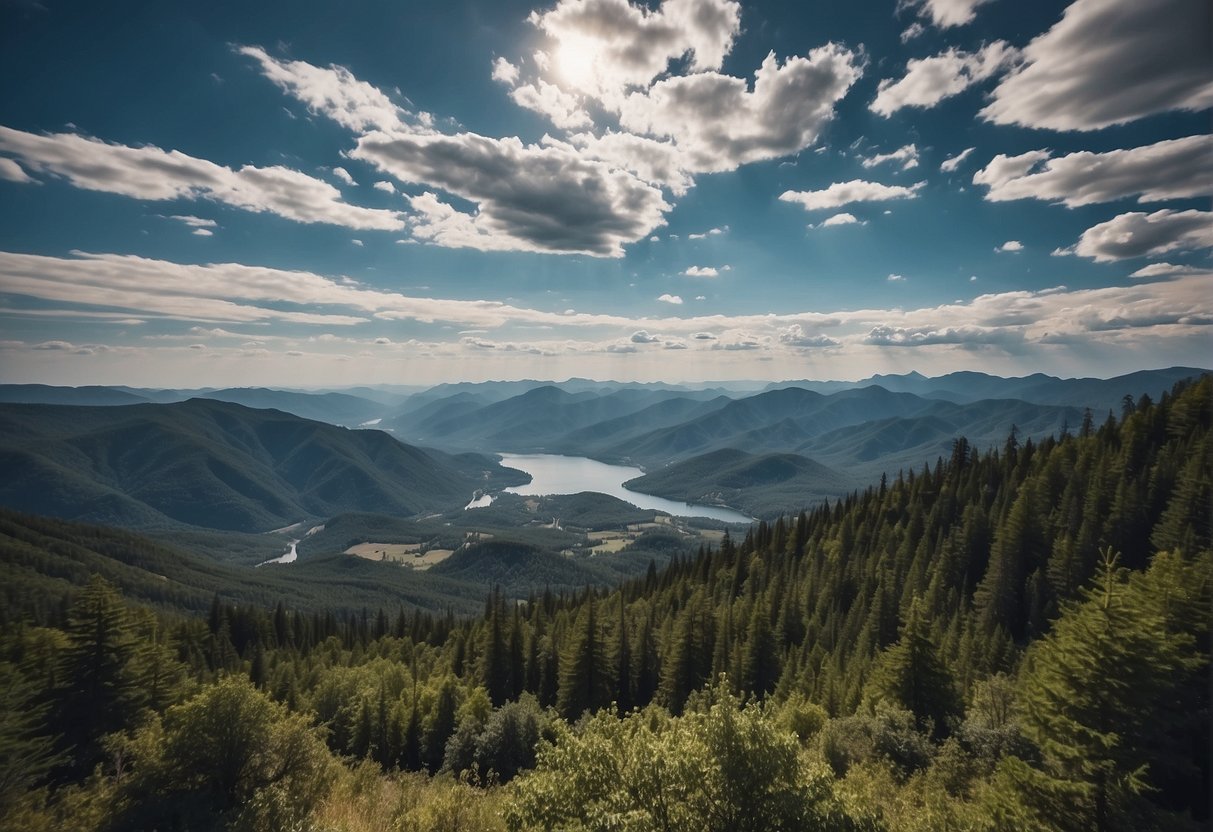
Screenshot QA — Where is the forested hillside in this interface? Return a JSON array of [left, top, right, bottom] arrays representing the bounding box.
[[1, 376, 1208, 831]]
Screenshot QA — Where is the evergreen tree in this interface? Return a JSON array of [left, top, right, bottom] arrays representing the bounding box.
[[864, 596, 960, 737], [557, 595, 610, 719]]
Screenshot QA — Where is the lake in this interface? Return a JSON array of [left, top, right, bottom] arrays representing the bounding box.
[[496, 453, 753, 524]]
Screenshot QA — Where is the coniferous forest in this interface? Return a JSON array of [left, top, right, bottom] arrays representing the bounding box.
[[1, 376, 1209, 832]]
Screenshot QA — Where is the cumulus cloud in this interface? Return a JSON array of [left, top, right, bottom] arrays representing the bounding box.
[[657, 293, 683, 304], [331, 166, 356, 186], [982, 0, 1213, 130], [530, 0, 743, 99], [861, 143, 919, 170], [630, 329, 660, 343], [553, 131, 695, 194], [778, 324, 838, 347], [683, 265, 719, 277], [0, 126, 403, 230], [973, 136, 1213, 207], [900, 0, 992, 29], [616, 46, 863, 172], [1062, 209, 1213, 262], [864, 324, 1021, 346], [352, 131, 669, 257], [373, 180, 396, 193], [0, 157, 33, 183], [491, 57, 520, 85], [940, 146, 975, 173], [996, 240, 1023, 253], [872, 41, 1019, 116], [812, 212, 864, 229], [509, 80, 592, 129], [780, 179, 923, 211], [1129, 262, 1207, 278]]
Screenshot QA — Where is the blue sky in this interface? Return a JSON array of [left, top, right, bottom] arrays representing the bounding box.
[[0, 0, 1209, 387]]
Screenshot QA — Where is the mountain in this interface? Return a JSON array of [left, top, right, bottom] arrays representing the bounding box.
[[197, 387, 387, 426], [0, 384, 152, 406], [624, 448, 853, 517], [0, 399, 525, 533]]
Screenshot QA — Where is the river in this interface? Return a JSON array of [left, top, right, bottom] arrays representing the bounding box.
[[494, 453, 753, 524]]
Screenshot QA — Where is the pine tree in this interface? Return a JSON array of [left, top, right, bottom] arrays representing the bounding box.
[[740, 597, 779, 699], [557, 595, 610, 720]]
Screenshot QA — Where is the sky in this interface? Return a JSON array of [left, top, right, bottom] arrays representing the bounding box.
[[0, 0, 1209, 387]]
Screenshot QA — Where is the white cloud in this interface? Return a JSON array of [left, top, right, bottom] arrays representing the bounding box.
[[332, 166, 356, 186], [554, 131, 694, 195], [491, 57, 520, 86], [861, 143, 919, 170], [872, 41, 1019, 116], [1129, 262, 1206, 278], [901, 0, 992, 29], [900, 22, 926, 43], [530, 0, 743, 99], [373, 180, 396, 193], [239, 45, 419, 132], [192, 228, 213, 237], [0, 126, 403, 231], [1064, 209, 1213, 262], [940, 146, 975, 173], [780, 179, 923, 211], [973, 136, 1213, 207], [353, 131, 670, 257], [688, 226, 727, 239], [683, 265, 719, 277], [657, 293, 683, 304], [996, 240, 1023, 253], [812, 212, 864, 229], [169, 215, 218, 229], [630, 329, 660, 343], [351, 239, 364, 246], [887, 273, 906, 282], [509, 80, 592, 129], [982, 0, 1213, 130], [0, 157, 33, 183], [617, 46, 863, 173], [864, 324, 1020, 346], [778, 324, 838, 347]]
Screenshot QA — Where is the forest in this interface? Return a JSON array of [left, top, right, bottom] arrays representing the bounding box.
[[1, 375, 1209, 831]]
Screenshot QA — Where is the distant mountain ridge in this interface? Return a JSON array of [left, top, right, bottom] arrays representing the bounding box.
[[0, 399, 525, 533]]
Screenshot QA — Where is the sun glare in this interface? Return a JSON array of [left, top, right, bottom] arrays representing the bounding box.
[[554, 35, 597, 90]]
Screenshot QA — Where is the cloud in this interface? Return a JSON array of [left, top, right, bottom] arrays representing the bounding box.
[[688, 226, 727, 239], [657, 293, 683, 304], [900, 0, 992, 29], [1063, 209, 1213, 262], [169, 215, 218, 229], [630, 329, 660, 343], [0, 157, 34, 183], [860, 143, 919, 170], [900, 22, 926, 43], [353, 131, 670, 256], [332, 166, 357, 186], [616, 46, 863, 172], [530, 0, 743, 99], [553, 131, 695, 194], [0, 126, 403, 231], [864, 324, 1021, 346], [1129, 262, 1207, 278], [887, 273, 906, 282], [491, 57, 520, 85], [812, 212, 864, 229], [973, 136, 1213, 207], [373, 180, 396, 193], [239, 45, 421, 132], [872, 41, 1019, 116], [509, 80, 592, 129], [939, 146, 975, 173], [683, 265, 719, 277], [192, 228, 213, 237], [780, 179, 923, 210], [996, 240, 1023, 253], [982, 0, 1213, 130], [778, 324, 838, 347]]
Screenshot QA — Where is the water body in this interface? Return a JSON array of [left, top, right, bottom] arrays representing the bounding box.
[[497, 453, 753, 525]]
